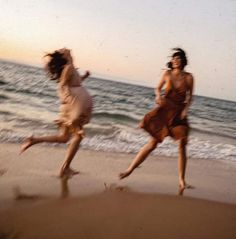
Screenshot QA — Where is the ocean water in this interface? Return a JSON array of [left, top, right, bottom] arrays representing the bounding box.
[[0, 60, 235, 161]]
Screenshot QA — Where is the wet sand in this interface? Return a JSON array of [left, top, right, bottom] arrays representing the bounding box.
[[0, 143, 235, 239]]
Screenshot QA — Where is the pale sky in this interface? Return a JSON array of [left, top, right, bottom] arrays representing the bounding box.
[[0, 0, 236, 101]]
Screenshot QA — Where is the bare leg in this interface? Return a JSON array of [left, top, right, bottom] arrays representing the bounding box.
[[60, 176, 70, 198], [59, 132, 83, 178], [178, 138, 187, 190], [119, 138, 158, 179], [20, 127, 70, 154]]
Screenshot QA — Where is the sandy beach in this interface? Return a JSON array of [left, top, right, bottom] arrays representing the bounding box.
[[0, 143, 236, 239]]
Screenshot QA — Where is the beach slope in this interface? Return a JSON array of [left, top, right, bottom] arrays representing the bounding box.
[[0, 143, 235, 239]]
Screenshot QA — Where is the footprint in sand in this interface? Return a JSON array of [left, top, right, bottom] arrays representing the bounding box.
[[0, 169, 7, 176], [13, 186, 44, 201], [103, 183, 130, 192]]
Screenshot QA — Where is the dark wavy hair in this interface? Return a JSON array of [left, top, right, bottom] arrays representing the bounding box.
[[44, 51, 68, 81], [167, 48, 188, 70]]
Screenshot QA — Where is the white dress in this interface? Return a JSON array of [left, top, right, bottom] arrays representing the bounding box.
[[56, 65, 93, 132]]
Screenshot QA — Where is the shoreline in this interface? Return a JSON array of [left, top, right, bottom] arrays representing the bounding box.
[[0, 127, 235, 161]]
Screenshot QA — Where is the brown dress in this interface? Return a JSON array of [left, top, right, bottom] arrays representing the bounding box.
[[140, 74, 189, 143], [56, 65, 93, 133]]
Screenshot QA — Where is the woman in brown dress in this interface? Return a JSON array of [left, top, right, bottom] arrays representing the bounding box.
[[119, 48, 194, 190], [20, 48, 93, 177]]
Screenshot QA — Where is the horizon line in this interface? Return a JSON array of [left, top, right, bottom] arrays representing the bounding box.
[[0, 58, 235, 103]]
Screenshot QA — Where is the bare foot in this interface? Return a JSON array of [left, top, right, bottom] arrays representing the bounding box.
[[20, 136, 34, 154], [60, 167, 79, 178], [13, 186, 42, 201], [178, 180, 194, 196], [179, 179, 186, 190], [178, 179, 186, 195], [119, 170, 132, 180]]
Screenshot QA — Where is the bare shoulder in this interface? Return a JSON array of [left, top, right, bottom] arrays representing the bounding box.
[[164, 69, 171, 76], [184, 71, 193, 79], [63, 63, 73, 73], [161, 70, 172, 84], [61, 64, 74, 79], [156, 70, 170, 89], [162, 70, 171, 80], [184, 72, 194, 82]]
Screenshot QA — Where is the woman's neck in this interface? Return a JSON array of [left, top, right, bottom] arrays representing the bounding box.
[[172, 68, 183, 75]]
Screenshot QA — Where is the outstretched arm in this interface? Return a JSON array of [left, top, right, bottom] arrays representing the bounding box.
[[80, 71, 90, 81]]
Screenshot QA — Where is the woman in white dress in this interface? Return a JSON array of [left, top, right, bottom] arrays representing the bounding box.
[[20, 48, 93, 177]]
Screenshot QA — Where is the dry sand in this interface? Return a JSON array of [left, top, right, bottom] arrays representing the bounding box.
[[0, 143, 235, 239]]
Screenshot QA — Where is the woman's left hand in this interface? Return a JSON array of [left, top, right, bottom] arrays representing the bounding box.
[[85, 71, 90, 77]]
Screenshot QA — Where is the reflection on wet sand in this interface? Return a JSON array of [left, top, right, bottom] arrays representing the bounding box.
[[12, 176, 72, 202], [178, 184, 195, 196], [13, 186, 44, 201], [60, 177, 132, 200], [0, 169, 7, 176], [60, 176, 70, 199], [0, 231, 19, 239], [12, 176, 196, 203]]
